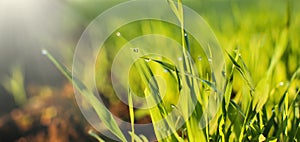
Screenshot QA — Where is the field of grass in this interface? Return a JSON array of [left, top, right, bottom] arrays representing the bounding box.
[[1, 0, 299, 141], [44, 0, 300, 141]]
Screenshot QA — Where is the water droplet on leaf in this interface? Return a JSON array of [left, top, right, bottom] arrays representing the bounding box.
[[279, 82, 284, 86], [133, 48, 139, 53], [222, 70, 226, 77], [197, 56, 202, 61], [145, 58, 151, 62], [41, 49, 48, 55]]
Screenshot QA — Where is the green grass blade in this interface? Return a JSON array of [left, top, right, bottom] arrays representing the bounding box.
[[128, 89, 135, 142], [226, 51, 254, 91], [88, 130, 105, 142], [43, 49, 127, 141], [262, 109, 276, 136], [140, 135, 149, 142], [144, 57, 218, 92], [128, 132, 143, 142], [230, 100, 246, 118], [267, 28, 289, 77], [166, 0, 180, 21], [1, 65, 27, 106]]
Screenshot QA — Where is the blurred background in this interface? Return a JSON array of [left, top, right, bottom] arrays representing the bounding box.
[[0, 0, 299, 141]]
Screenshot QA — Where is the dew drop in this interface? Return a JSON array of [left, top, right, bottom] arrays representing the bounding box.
[[222, 70, 226, 77], [178, 57, 183, 61], [234, 48, 240, 53], [116, 32, 121, 37], [279, 82, 284, 86], [145, 58, 151, 62], [197, 56, 202, 61], [208, 58, 212, 62], [133, 48, 139, 53], [184, 33, 188, 36], [41, 49, 48, 55], [272, 108, 275, 113], [163, 69, 168, 73]]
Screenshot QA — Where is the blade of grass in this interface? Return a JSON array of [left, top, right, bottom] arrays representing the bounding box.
[[225, 50, 254, 92], [143, 57, 218, 92], [88, 130, 105, 142], [128, 89, 135, 142], [128, 132, 143, 142], [43, 49, 127, 141]]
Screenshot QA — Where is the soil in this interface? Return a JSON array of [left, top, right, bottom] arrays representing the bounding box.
[[0, 80, 154, 142], [0, 83, 97, 142]]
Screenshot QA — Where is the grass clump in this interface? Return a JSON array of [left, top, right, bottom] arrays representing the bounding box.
[[45, 0, 300, 141]]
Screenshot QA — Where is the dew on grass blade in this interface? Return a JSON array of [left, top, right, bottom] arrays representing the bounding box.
[[279, 82, 285, 86], [170, 104, 176, 109], [133, 48, 139, 53], [208, 58, 212, 62], [222, 70, 226, 77], [116, 32, 121, 37], [145, 58, 151, 62], [234, 48, 239, 53], [41, 49, 48, 55], [178, 57, 183, 61], [197, 56, 202, 61]]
